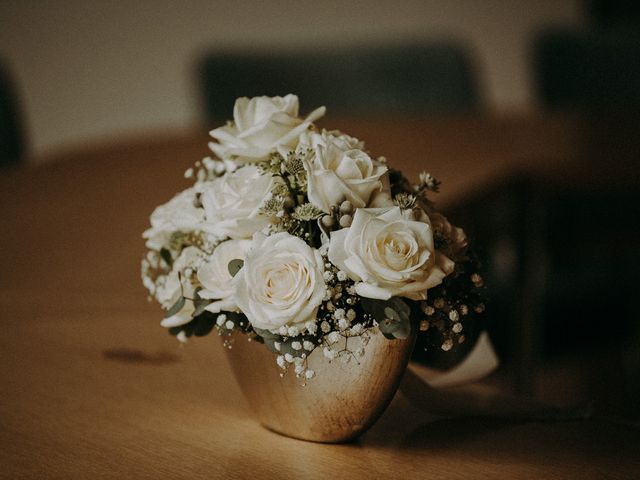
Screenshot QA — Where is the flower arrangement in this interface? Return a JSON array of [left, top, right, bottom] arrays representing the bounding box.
[[141, 94, 484, 382]]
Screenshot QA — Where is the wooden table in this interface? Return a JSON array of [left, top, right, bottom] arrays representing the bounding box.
[[1, 115, 639, 478]]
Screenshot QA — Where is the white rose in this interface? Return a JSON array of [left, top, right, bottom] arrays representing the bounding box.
[[158, 246, 206, 328], [300, 132, 387, 212], [298, 129, 364, 152], [328, 207, 454, 301], [197, 239, 252, 313], [233, 232, 325, 332], [143, 187, 204, 250], [209, 94, 325, 163], [200, 165, 273, 239]]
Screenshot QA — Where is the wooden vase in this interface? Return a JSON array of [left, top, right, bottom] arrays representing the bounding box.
[[223, 329, 416, 443]]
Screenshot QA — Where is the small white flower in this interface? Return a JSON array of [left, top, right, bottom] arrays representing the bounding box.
[[284, 353, 294, 363], [351, 323, 364, 335], [287, 326, 300, 337], [294, 365, 305, 375], [452, 323, 463, 333], [334, 308, 346, 320], [276, 355, 286, 368], [320, 321, 331, 333], [291, 341, 302, 351], [338, 318, 349, 331], [216, 314, 227, 326], [346, 309, 357, 321], [337, 270, 348, 282], [225, 320, 234, 330], [323, 347, 337, 360], [303, 340, 315, 351], [279, 326, 288, 335], [449, 310, 460, 322], [441, 339, 454, 351], [305, 321, 318, 335], [305, 369, 315, 379], [327, 331, 341, 344]]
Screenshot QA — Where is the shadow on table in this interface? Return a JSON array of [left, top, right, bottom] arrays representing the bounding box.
[[362, 387, 640, 475], [102, 347, 180, 365], [361, 367, 602, 450]]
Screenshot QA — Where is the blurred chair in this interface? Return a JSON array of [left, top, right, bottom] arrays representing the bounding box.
[[198, 43, 480, 123], [0, 62, 25, 167], [447, 174, 640, 405], [534, 28, 640, 110]]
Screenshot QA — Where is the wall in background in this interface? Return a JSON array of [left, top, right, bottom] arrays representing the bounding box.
[[0, 0, 584, 160]]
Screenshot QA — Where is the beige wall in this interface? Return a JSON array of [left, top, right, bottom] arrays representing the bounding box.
[[0, 1, 584, 159]]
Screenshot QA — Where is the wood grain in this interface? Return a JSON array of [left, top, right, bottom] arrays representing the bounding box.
[[1, 115, 639, 478]]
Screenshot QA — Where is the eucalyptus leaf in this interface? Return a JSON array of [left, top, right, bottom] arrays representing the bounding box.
[[274, 338, 300, 357], [164, 296, 185, 318], [362, 297, 412, 340], [228, 259, 244, 277], [192, 298, 210, 318], [253, 328, 280, 353]]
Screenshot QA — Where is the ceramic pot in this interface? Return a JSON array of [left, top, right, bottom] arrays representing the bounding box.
[[223, 329, 416, 443]]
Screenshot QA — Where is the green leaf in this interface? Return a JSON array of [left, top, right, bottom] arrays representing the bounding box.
[[253, 328, 280, 353], [362, 297, 412, 339], [192, 297, 210, 318], [228, 259, 244, 277], [164, 296, 185, 318]]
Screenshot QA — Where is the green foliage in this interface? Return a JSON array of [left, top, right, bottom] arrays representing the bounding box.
[[164, 296, 185, 318], [260, 196, 285, 216], [292, 203, 323, 221], [227, 259, 244, 277], [191, 297, 210, 318], [253, 328, 318, 357], [394, 193, 416, 209], [361, 297, 412, 339]]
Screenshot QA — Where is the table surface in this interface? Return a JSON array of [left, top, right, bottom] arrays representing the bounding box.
[[2, 115, 639, 479]]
